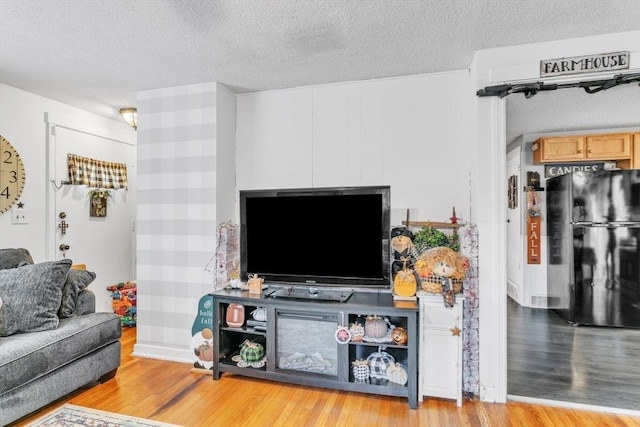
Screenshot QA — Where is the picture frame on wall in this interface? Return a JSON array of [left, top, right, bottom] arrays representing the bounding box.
[[508, 175, 518, 209]]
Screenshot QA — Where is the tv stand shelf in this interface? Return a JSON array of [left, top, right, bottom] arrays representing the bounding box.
[[210, 288, 420, 409]]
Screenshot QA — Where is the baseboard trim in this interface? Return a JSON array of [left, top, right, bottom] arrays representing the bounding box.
[[132, 343, 192, 365], [507, 394, 640, 417]]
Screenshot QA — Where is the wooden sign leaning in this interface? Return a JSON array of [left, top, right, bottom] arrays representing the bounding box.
[[526, 190, 542, 264]]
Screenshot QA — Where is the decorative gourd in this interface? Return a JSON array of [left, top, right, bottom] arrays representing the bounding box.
[[349, 322, 365, 342], [393, 258, 417, 298], [366, 346, 395, 379], [391, 326, 408, 345], [386, 362, 408, 385], [239, 340, 264, 362], [365, 315, 389, 338], [351, 359, 370, 381], [251, 307, 267, 321]]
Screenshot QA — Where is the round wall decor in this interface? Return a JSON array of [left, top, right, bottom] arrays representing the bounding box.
[[0, 136, 26, 214]]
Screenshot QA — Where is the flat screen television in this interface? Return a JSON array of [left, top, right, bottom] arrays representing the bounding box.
[[239, 185, 391, 289]]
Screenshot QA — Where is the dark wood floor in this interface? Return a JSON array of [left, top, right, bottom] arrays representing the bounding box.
[[507, 297, 640, 411]]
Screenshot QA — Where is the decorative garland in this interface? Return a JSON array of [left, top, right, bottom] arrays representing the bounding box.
[[458, 220, 479, 396]]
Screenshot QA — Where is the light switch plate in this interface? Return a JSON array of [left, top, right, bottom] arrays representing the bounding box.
[[11, 208, 29, 224]]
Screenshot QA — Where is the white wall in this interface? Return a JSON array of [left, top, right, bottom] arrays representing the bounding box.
[[472, 30, 640, 403], [0, 83, 136, 312], [237, 71, 473, 226]]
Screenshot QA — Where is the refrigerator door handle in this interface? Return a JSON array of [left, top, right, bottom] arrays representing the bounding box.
[[572, 222, 640, 228]]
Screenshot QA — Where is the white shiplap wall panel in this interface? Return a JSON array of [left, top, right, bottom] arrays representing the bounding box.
[[249, 72, 473, 226], [236, 89, 313, 190]]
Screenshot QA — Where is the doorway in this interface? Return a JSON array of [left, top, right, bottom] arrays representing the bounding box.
[[50, 124, 136, 313], [504, 83, 640, 411]]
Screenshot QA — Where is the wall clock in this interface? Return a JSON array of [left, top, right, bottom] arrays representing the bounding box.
[[0, 135, 26, 214]]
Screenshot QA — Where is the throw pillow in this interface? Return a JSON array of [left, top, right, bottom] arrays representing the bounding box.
[[0, 248, 34, 270], [59, 268, 96, 318], [0, 259, 72, 336]]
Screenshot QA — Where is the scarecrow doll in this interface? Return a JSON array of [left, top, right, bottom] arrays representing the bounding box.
[[391, 227, 418, 278]]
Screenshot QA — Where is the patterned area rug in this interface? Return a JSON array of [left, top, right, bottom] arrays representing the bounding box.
[[26, 404, 182, 427]]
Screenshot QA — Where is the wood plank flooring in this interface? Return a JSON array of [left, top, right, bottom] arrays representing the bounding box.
[[507, 297, 640, 411], [10, 323, 640, 426]]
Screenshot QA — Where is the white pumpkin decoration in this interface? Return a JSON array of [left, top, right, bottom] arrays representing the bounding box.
[[364, 315, 389, 338], [386, 362, 408, 385], [366, 347, 395, 379], [251, 307, 267, 322], [351, 359, 370, 381]]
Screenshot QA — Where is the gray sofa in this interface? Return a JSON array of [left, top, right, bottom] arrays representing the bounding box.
[[0, 249, 122, 425]]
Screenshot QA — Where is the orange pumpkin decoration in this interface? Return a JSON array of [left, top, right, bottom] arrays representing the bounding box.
[[391, 326, 408, 345], [393, 257, 417, 298]]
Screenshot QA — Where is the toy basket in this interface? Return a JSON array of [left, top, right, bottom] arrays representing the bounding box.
[[420, 274, 463, 294], [106, 281, 137, 326]]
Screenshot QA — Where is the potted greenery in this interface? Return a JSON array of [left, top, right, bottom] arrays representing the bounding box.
[[413, 226, 459, 254]]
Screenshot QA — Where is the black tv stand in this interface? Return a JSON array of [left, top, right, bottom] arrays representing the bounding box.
[[210, 288, 419, 408]]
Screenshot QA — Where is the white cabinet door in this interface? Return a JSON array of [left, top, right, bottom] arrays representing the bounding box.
[[418, 293, 463, 406], [421, 328, 460, 398]]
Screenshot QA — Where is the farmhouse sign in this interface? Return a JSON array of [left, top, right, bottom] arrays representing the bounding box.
[[540, 51, 629, 77]]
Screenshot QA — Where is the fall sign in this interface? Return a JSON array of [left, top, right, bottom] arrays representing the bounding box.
[[526, 190, 542, 265], [527, 217, 541, 264]]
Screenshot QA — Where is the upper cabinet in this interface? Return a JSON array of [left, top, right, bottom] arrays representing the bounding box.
[[584, 133, 631, 160], [532, 132, 637, 167]]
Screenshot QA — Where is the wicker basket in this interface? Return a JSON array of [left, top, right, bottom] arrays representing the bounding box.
[[420, 274, 463, 294]]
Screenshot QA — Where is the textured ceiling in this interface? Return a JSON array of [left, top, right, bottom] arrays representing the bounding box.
[[1, 0, 639, 143]]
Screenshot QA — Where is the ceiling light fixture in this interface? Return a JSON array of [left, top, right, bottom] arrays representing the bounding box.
[[119, 108, 138, 130]]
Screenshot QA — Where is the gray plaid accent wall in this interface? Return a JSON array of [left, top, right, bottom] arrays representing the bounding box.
[[134, 83, 219, 361]]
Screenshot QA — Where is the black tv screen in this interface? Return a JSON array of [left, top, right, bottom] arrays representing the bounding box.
[[239, 185, 391, 288]]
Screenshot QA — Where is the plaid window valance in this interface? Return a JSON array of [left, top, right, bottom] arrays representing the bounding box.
[[67, 153, 128, 189]]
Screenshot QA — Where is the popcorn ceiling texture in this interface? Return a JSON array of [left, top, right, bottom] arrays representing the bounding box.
[[1, 0, 637, 137]]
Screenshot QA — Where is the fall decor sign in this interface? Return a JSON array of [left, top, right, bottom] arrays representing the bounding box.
[[88, 188, 111, 217], [527, 190, 542, 264]]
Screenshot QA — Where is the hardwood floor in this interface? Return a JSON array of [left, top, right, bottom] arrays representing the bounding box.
[[507, 297, 640, 411], [11, 325, 640, 427]]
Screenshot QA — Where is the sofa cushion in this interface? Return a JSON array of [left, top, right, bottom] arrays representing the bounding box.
[[59, 269, 97, 318], [0, 312, 122, 395], [0, 259, 72, 337], [0, 248, 34, 270]]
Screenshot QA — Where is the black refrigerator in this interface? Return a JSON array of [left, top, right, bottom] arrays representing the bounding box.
[[546, 169, 640, 328]]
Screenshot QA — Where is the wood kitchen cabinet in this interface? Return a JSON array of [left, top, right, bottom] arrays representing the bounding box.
[[532, 132, 633, 165], [633, 133, 640, 169]]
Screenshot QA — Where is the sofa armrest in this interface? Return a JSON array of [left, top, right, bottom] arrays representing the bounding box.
[[75, 289, 96, 315]]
